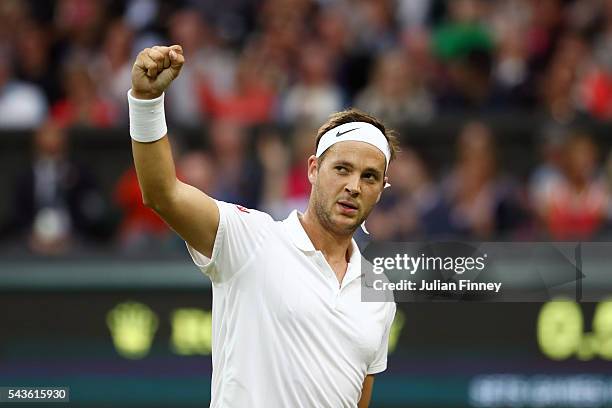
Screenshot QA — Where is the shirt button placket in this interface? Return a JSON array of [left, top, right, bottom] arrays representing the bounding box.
[[316, 252, 340, 309]]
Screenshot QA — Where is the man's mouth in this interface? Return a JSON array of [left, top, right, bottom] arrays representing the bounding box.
[[337, 200, 359, 214]]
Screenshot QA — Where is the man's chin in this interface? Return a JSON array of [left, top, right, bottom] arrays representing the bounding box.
[[330, 212, 362, 233]]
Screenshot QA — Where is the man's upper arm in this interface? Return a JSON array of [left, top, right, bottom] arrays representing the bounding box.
[[358, 374, 375, 408], [154, 180, 219, 258], [131, 135, 219, 259]]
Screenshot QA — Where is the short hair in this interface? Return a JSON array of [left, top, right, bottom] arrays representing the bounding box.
[[315, 108, 400, 162]]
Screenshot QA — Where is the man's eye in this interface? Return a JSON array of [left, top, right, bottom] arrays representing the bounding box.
[[363, 173, 377, 181], [335, 166, 348, 173]]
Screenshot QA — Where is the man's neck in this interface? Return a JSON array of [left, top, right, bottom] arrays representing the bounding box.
[[299, 208, 353, 264]]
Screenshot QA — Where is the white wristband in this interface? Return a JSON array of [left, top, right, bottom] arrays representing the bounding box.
[[127, 89, 167, 143]]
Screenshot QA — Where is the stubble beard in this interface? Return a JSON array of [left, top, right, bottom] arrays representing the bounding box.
[[311, 185, 368, 236]]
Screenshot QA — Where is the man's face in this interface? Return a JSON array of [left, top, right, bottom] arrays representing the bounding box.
[[308, 141, 387, 235]]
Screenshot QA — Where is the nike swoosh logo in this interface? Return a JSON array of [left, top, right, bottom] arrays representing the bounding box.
[[336, 127, 360, 137]]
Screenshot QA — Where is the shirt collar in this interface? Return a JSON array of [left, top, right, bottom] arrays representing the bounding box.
[[284, 210, 316, 252], [283, 210, 363, 280]]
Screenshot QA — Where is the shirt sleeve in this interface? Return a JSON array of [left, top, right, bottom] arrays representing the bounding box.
[[185, 200, 274, 284], [367, 302, 397, 375]]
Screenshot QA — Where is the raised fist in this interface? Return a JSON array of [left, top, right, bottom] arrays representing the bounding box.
[[131, 45, 184, 99]]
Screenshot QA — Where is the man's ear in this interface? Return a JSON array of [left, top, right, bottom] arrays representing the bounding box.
[[307, 155, 318, 185], [376, 176, 389, 203]]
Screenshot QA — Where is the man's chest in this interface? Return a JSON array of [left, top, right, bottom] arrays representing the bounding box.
[[234, 247, 388, 362]]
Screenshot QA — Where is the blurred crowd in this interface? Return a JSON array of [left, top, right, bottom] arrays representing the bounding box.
[[1, 0, 612, 254]]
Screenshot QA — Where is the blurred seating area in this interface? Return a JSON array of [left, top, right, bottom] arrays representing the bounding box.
[[1, 0, 612, 255]]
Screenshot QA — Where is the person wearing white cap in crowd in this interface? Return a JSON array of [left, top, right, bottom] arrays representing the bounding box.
[[127, 45, 400, 408]]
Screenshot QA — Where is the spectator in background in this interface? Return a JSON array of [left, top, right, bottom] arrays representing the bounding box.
[[9, 121, 109, 254], [14, 21, 60, 104], [367, 147, 452, 241], [316, 4, 352, 58], [356, 48, 434, 126], [208, 119, 262, 208], [114, 166, 170, 252], [529, 126, 566, 215], [0, 0, 34, 50], [256, 128, 290, 218], [51, 56, 119, 127], [178, 150, 217, 195], [284, 124, 317, 214], [166, 8, 236, 127], [203, 48, 277, 126], [581, 56, 612, 121], [397, 0, 433, 31], [255, 0, 309, 90], [442, 121, 524, 238], [123, 0, 160, 31], [0, 49, 48, 129], [94, 18, 134, 122], [488, 1, 535, 107], [432, 0, 499, 111], [257, 0, 311, 62], [580, 2, 612, 121], [605, 150, 612, 227], [534, 133, 608, 240], [282, 42, 343, 124], [53, 0, 107, 57], [524, 0, 565, 69], [257, 124, 317, 218], [315, 4, 366, 100], [540, 32, 590, 124], [351, 0, 398, 53], [400, 26, 437, 98]]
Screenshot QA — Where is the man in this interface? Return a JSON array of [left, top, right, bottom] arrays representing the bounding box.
[[128, 45, 399, 407]]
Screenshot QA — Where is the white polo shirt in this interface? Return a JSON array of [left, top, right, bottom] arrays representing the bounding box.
[[186, 200, 396, 408]]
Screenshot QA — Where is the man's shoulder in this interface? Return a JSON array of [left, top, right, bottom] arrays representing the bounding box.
[[217, 201, 280, 231], [220, 202, 272, 219]]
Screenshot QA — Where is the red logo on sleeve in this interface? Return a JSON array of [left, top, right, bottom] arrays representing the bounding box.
[[235, 205, 250, 213]]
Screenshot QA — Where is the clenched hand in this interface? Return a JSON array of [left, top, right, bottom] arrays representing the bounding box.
[[131, 45, 185, 100]]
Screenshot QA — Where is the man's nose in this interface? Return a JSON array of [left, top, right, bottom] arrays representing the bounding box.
[[344, 175, 361, 196]]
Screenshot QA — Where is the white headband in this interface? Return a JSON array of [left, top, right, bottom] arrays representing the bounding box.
[[316, 121, 392, 235], [316, 122, 391, 172]]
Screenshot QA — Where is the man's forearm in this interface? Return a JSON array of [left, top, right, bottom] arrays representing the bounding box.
[[131, 136, 178, 211], [358, 375, 374, 408]]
